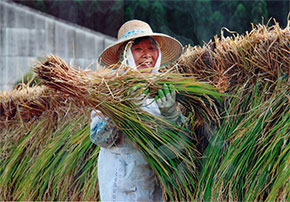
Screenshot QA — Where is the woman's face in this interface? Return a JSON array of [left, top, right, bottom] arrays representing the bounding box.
[[131, 38, 159, 73]]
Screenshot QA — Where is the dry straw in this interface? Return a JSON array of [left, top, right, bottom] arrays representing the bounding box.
[[0, 18, 290, 201], [33, 55, 184, 104], [33, 54, 221, 125], [177, 20, 290, 92], [0, 85, 86, 127], [33, 54, 222, 201], [7, 21, 290, 126], [2, 20, 289, 126]]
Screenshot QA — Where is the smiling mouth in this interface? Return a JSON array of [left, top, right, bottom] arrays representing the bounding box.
[[138, 61, 153, 67]]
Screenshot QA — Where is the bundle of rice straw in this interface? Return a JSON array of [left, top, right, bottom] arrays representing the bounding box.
[[34, 55, 222, 124], [0, 86, 86, 127], [33, 54, 223, 201], [178, 20, 290, 92]]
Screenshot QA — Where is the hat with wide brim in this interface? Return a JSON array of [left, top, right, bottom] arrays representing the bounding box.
[[98, 20, 183, 67]]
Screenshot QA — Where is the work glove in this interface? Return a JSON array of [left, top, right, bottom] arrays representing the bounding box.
[[127, 84, 150, 107], [155, 84, 180, 123]]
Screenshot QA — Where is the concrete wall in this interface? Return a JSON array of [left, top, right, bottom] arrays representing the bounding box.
[[0, 0, 116, 90]]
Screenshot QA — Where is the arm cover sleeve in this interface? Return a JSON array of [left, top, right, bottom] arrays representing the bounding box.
[[90, 110, 119, 148]]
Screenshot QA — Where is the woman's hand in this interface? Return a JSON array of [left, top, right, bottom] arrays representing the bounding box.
[[155, 84, 178, 119], [127, 84, 149, 106]]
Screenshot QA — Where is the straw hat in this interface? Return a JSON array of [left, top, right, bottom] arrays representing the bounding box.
[[99, 19, 183, 67]]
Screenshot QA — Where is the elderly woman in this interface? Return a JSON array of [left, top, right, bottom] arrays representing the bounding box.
[[90, 20, 184, 201]]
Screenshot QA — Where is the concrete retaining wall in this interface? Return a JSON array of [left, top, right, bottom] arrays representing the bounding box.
[[0, 0, 116, 90]]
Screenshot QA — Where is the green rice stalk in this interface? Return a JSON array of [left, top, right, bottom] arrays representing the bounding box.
[[197, 79, 290, 201], [33, 55, 224, 200], [2, 19, 289, 201], [0, 112, 98, 201]]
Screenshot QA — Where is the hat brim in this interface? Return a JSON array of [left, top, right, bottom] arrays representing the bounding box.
[[98, 33, 183, 67]]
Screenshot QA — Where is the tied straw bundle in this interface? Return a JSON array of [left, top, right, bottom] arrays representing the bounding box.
[[0, 86, 85, 127], [178, 20, 290, 92], [34, 55, 224, 201]]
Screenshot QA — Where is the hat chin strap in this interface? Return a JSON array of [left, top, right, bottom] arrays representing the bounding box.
[[124, 42, 161, 73]]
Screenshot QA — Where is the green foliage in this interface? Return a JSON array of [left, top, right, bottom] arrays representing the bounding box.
[[14, 71, 42, 89], [251, 0, 268, 25], [121, 0, 271, 45], [13, 0, 285, 45]]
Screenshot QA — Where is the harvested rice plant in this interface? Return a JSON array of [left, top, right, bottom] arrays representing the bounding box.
[[1, 21, 289, 201]]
